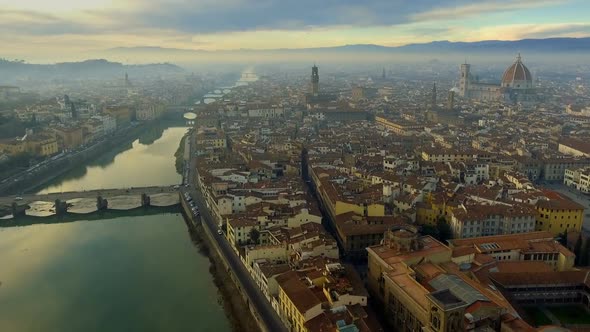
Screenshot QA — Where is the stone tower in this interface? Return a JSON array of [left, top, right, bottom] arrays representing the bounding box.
[[459, 63, 470, 98], [311, 65, 319, 95], [447, 90, 455, 111]]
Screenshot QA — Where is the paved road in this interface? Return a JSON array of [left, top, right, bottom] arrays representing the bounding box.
[[0, 186, 177, 206], [185, 132, 287, 332]]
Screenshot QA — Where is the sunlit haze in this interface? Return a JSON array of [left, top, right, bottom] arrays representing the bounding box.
[[2, 2, 590, 332]]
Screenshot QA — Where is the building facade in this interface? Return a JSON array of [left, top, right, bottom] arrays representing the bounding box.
[[459, 54, 537, 103]]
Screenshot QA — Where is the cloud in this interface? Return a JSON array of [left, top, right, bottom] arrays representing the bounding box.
[[462, 23, 590, 41], [410, 0, 568, 22], [0, 0, 576, 36], [93, 0, 447, 33], [0, 0, 587, 61]]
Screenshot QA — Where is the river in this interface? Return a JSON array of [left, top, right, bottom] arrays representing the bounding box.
[[37, 125, 187, 194], [0, 71, 258, 332], [0, 214, 231, 332]]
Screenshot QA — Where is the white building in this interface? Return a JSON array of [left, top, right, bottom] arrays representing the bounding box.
[[136, 104, 164, 121], [450, 202, 537, 238], [564, 167, 590, 193], [98, 115, 117, 135], [248, 106, 284, 118]]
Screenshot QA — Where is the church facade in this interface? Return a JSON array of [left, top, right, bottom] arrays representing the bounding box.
[[459, 54, 537, 103]]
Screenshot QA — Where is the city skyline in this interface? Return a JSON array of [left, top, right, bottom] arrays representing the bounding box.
[[1, 0, 590, 61]]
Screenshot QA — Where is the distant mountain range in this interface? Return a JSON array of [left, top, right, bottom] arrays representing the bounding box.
[[108, 37, 590, 55], [0, 59, 184, 82], [2, 37, 588, 82]]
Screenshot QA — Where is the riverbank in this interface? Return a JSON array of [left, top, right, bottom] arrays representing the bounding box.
[[175, 134, 187, 174], [186, 220, 261, 332]]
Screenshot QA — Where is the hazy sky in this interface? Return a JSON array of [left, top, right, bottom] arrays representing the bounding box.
[[1, 0, 589, 60]]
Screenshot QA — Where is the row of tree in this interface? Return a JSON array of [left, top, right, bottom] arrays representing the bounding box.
[[420, 217, 453, 242], [559, 230, 590, 266]]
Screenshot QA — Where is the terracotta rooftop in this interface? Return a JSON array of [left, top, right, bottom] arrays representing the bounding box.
[[537, 190, 585, 211], [276, 271, 325, 314]]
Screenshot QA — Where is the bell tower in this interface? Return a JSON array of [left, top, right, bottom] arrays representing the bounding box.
[[459, 62, 470, 98]]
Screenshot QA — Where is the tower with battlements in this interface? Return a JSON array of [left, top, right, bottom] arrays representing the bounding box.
[[311, 65, 319, 95]]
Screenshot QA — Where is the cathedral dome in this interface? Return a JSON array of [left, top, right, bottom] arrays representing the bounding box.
[[501, 54, 533, 89]]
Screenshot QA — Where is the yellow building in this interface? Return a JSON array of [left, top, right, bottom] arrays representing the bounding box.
[[368, 227, 578, 331], [195, 128, 227, 149], [416, 192, 450, 226], [366, 226, 535, 332], [0, 133, 58, 157], [276, 271, 324, 332], [367, 227, 453, 331], [54, 126, 84, 149], [310, 166, 385, 220], [375, 115, 424, 135], [333, 200, 384, 217], [0, 139, 26, 155], [333, 212, 406, 259], [420, 146, 479, 163], [27, 134, 59, 157], [536, 190, 584, 236], [104, 105, 132, 127]]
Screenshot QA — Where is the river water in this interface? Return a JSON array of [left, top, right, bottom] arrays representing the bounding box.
[[0, 71, 258, 331], [1, 125, 231, 331], [37, 125, 187, 194], [0, 214, 231, 332]]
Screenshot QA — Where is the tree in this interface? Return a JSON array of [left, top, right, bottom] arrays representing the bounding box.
[[420, 224, 438, 238], [249, 228, 260, 245], [436, 217, 453, 242], [574, 235, 583, 266], [559, 229, 568, 247], [580, 238, 590, 267]]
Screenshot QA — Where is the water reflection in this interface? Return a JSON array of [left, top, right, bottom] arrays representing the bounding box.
[[138, 125, 166, 146], [0, 214, 232, 332], [37, 126, 187, 194]]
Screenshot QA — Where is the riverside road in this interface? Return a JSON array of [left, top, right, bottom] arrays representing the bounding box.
[[185, 132, 288, 332]]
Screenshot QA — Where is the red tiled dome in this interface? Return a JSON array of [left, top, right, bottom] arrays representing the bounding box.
[[501, 54, 532, 88]]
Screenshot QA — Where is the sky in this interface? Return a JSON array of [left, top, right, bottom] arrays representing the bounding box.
[[1, 0, 589, 61]]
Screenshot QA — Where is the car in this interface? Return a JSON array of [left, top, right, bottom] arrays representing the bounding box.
[[217, 230, 223, 235], [15, 197, 23, 201]]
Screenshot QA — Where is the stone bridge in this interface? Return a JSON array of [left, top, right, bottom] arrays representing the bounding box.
[[0, 186, 180, 217]]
